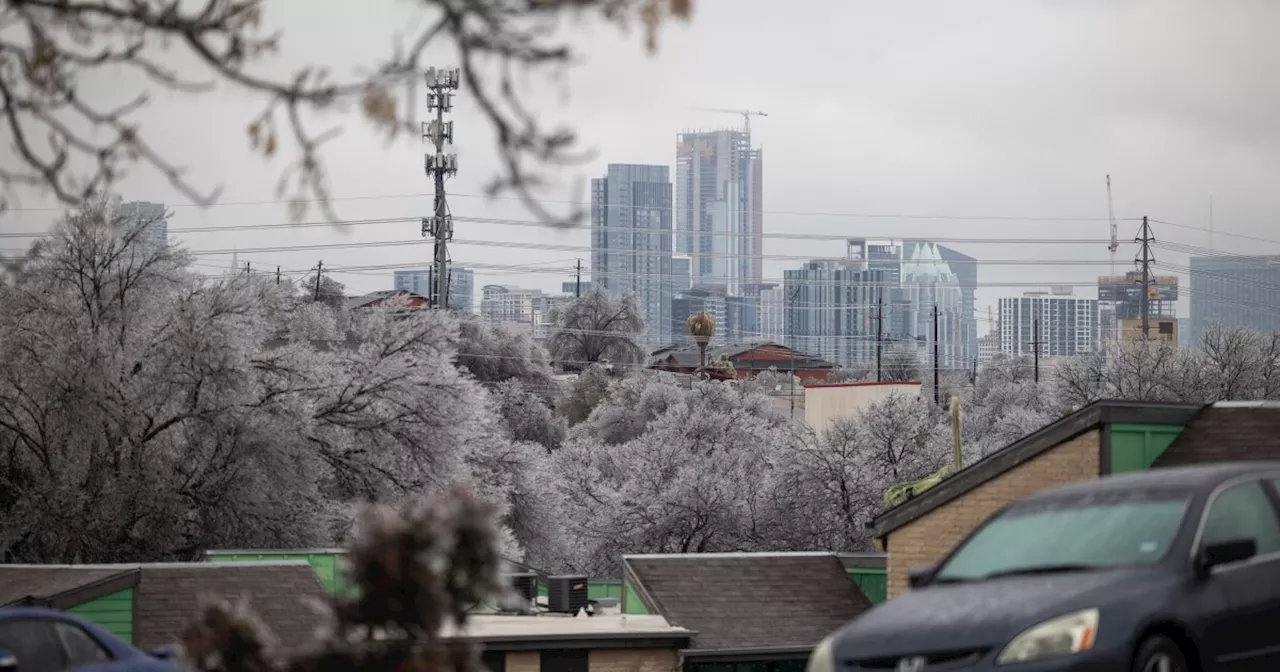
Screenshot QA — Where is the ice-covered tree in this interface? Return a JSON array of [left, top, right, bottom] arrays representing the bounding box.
[[548, 376, 793, 574], [546, 288, 645, 371]]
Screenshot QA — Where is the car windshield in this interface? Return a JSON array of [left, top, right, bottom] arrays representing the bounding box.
[[933, 489, 1191, 582]]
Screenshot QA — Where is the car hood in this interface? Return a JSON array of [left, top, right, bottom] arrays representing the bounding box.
[[830, 568, 1161, 661]]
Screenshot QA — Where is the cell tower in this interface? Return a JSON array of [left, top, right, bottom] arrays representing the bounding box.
[[422, 67, 460, 309]]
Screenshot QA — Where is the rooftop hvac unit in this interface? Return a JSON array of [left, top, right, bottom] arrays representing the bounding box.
[[547, 575, 589, 614], [506, 572, 538, 606]]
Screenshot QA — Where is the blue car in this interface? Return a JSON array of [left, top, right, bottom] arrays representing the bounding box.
[[0, 608, 177, 672]]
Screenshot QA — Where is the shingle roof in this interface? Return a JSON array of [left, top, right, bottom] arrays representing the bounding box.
[[0, 562, 328, 649], [1154, 402, 1280, 467], [0, 567, 138, 608], [132, 563, 328, 649], [622, 552, 871, 653]]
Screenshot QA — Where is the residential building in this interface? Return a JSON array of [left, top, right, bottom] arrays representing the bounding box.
[[117, 201, 168, 249], [393, 267, 475, 313], [648, 342, 837, 383], [675, 129, 762, 294], [1188, 254, 1280, 344], [997, 288, 1098, 357], [871, 400, 1280, 599], [480, 284, 544, 325], [1097, 272, 1178, 343], [590, 164, 674, 345]]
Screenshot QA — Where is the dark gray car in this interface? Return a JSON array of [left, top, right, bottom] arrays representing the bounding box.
[[805, 462, 1280, 672]]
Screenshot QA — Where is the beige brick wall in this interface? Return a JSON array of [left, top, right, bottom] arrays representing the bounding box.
[[884, 429, 1101, 599], [498, 649, 678, 672]]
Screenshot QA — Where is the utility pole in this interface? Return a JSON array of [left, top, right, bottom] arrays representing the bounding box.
[[244, 261, 250, 275], [875, 296, 884, 382], [933, 305, 940, 405], [575, 259, 582, 298], [314, 261, 323, 301], [1032, 317, 1041, 384], [1136, 216, 1155, 341], [788, 285, 803, 419], [275, 266, 281, 285], [421, 67, 460, 310]]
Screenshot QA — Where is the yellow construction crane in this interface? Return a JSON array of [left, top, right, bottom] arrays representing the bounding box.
[[690, 107, 768, 138]]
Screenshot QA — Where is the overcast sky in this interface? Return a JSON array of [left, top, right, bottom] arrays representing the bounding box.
[[4, 0, 1280, 324]]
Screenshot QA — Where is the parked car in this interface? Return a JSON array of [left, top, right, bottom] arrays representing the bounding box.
[[807, 461, 1280, 672], [0, 607, 177, 672]]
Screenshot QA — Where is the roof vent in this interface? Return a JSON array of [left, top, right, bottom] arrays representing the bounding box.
[[547, 575, 589, 614]]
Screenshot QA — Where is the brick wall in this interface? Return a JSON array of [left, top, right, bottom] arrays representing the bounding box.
[[497, 649, 678, 672], [883, 429, 1102, 599]]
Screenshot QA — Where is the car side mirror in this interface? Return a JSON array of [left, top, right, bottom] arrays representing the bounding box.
[[1196, 538, 1257, 577], [908, 566, 935, 589], [148, 645, 178, 660], [0, 649, 17, 672]]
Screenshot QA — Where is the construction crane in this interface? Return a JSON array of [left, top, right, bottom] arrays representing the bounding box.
[[690, 107, 768, 138]]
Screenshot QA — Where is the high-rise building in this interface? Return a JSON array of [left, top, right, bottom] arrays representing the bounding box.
[[675, 130, 762, 294], [671, 256, 693, 293], [590, 164, 673, 345], [998, 288, 1099, 357], [1188, 255, 1280, 345], [783, 260, 894, 368], [1097, 272, 1178, 343], [117, 201, 168, 249], [846, 238, 973, 366], [781, 240, 974, 369], [756, 283, 785, 343], [393, 267, 475, 312]]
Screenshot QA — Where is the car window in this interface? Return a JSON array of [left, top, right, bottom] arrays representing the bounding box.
[[1202, 480, 1280, 557], [0, 620, 68, 672], [53, 623, 110, 668], [934, 492, 1190, 581]]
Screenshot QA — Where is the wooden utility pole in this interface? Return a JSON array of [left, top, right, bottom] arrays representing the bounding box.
[[575, 259, 582, 298], [314, 261, 323, 301]]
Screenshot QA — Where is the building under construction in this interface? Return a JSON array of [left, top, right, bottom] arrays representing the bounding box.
[[1097, 272, 1179, 344], [675, 127, 763, 296]]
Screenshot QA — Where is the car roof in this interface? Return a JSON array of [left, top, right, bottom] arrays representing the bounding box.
[[1022, 461, 1280, 501]]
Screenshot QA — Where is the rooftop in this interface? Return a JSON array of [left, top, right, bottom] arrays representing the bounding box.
[[443, 612, 690, 641]]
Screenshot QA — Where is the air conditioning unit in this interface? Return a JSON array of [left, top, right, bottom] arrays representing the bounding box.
[[505, 572, 538, 606], [547, 575, 589, 614]]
